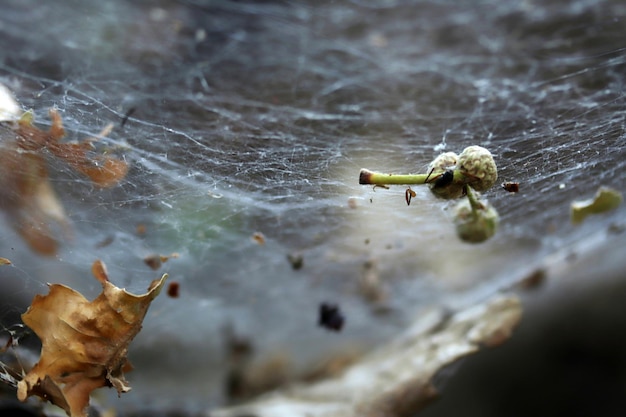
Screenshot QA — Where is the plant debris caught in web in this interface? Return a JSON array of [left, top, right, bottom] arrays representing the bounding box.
[[570, 186, 623, 224], [1, 0, 625, 415], [0, 85, 128, 255], [16, 260, 167, 417]]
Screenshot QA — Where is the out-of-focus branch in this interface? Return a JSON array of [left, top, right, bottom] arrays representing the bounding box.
[[209, 295, 522, 417]]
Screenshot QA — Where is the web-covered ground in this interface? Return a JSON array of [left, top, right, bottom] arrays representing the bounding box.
[[0, 0, 625, 415]]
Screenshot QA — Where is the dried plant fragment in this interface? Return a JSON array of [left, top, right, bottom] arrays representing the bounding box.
[[143, 252, 179, 270], [167, 281, 180, 298], [359, 258, 387, 303], [287, 252, 304, 270], [0, 103, 128, 255], [136, 224, 147, 236], [16, 109, 128, 187], [251, 232, 266, 245], [0, 257, 11, 265], [571, 186, 623, 224], [17, 260, 167, 417]]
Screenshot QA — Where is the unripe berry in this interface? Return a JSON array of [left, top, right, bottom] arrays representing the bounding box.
[[453, 197, 499, 243]]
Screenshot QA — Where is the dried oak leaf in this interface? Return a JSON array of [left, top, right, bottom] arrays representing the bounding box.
[[17, 260, 167, 417]]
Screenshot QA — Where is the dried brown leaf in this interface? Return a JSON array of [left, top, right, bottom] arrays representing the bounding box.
[[42, 110, 128, 188], [0, 108, 128, 255], [17, 260, 167, 417]]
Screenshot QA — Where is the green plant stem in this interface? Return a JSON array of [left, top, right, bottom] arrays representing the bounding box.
[[464, 185, 483, 217], [359, 168, 465, 185]]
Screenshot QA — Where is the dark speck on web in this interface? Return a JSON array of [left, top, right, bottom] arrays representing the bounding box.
[[319, 302, 345, 332]]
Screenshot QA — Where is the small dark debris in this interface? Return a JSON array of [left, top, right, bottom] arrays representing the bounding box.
[[405, 187, 416, 206], [518, 268, 546, 290], [565, 251, 578, 263], [94, 235, 114, 249], [319, 303, 345, 332], [608, 222, 626, 234], [120, 107, 136, 127], [502, 181, 520, 193], [287, 253, 304, 270], [167, 281, 180, 298], [136, 223, 147, 236], [144, 254, 162, 270]]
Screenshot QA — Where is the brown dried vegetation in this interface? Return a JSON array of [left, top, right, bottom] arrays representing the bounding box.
[[0, 109, 128, 255], [17, 260, 166, 417]]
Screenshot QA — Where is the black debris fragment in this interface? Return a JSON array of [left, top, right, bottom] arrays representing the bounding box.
[[319, 303, 345, 332]]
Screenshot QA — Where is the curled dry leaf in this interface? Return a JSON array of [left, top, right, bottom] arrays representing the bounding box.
[[17, 260, 167, 417], [0, 103, 128, 255]]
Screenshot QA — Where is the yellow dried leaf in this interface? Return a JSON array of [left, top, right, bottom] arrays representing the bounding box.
[[17, 260, 167, 417], [0, 257, 11, 265]]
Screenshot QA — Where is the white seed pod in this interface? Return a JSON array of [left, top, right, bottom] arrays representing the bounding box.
[[453, 198, 499, 243], [427, 152, 465, 199], [428, 151, 458, 172], [457, 146, 498, 192]]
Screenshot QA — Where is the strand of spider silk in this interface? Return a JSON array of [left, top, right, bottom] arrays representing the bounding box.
[[359, 168, 465, 185]]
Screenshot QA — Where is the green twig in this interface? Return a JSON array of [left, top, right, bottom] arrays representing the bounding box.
[[464, 185, 484, 217], [359, 168, 465, 186]]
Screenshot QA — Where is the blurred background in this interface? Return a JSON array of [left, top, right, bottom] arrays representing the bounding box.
[[0, 0, 625, 416]]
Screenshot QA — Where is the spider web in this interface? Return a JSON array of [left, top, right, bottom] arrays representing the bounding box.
[[1, 0, 625, 414]]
